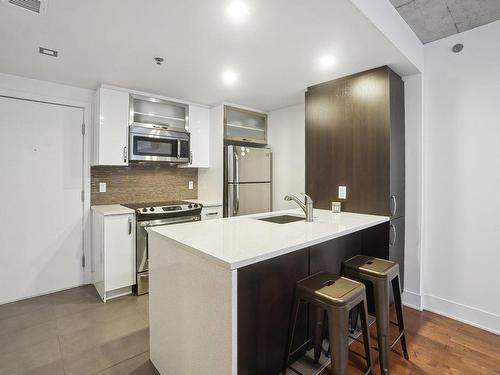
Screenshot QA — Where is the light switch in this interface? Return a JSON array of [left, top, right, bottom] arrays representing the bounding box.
[[99, 182, 107, 193], [338, 186, 347, 199], [188, 181, 194, 190]]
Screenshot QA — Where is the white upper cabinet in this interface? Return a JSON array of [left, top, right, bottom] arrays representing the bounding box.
[[93, 88, 130, 166], [184, 104, 210, 168]]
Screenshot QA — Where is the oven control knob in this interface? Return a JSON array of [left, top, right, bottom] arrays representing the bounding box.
[[188, 204, 193, 208], [142, 208, 148, 212], [149, 207, 155, 212], [194, 204, 199, 208]]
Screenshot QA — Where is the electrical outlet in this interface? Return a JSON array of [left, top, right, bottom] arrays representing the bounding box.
[[188, 181, 194, 190], [99, 182, 107, 193], [338, 186, 347, 200]]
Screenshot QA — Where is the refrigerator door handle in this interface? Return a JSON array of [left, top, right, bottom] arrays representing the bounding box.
[[234, 152, 239, 183], [234, 184, 240, 216]]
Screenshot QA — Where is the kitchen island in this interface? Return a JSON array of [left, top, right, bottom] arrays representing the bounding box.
[[147, 209, 390, 375]]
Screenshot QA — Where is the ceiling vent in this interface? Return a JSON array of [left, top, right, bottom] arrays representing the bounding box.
[[6, 0, 47, 14]]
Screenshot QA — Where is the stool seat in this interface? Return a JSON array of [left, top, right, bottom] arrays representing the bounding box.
[[343, 255, 399, 279], [297, 273, 365, 306]]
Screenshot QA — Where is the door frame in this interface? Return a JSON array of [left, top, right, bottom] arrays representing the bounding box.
[[0, 82, 93, 288]]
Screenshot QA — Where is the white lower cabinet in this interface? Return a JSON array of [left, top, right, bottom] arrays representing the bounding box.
[[92, 206, 135, 302], [201, 205, 223, 220]]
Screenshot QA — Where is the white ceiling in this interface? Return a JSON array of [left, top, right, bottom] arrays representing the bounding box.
[[0, 0, 417, 111]]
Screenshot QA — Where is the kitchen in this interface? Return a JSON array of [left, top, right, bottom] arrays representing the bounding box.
[[1, 1, 500, 375]]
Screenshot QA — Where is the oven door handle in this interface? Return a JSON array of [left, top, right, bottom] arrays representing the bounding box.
[[139, 216, 200, 227]]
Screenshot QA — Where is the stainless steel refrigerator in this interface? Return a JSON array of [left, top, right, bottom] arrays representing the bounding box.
[[224, 145, 272, 217]]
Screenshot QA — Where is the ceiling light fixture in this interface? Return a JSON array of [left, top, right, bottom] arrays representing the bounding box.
[[452, 44, 463, 53], [154, 57, 165, 65], [227, 1, 249, 21], [222, 69, 238, 85], [39, 47, 58, 57], [319, 55, 336, 69]]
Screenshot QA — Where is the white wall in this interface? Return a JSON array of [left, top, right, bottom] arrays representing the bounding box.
[[268, 103, 305, 210], [422, 21, 500, 334], [402, 74, 423, 309], [0, 73, 94, 299]]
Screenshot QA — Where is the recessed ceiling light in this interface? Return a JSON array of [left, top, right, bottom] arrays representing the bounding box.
[[227, 1, 248, 21], [222, 69, 238, 85], [39, 47, 58, 57], [319, 55, 336, 69]]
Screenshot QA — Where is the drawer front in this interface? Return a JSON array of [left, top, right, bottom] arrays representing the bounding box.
[[201, 206, 223, 220]]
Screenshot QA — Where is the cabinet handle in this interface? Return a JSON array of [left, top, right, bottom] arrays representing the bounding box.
[[123, 146, 128, 163], [390, 223, 397, 246], [128, 217, 132, 235], [390, 195, 397, 217], [206, 212, 219, 216]]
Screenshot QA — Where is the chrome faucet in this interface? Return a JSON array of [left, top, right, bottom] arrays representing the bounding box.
[[284, 194, 314, 222]]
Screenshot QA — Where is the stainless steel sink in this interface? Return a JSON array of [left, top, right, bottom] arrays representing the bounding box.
[[256, 215, 305, 224]]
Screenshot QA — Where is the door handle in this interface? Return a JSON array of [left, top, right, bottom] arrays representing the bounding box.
[[390, 223, 397, 246], [123, 146, 128, 163], [177, 140, 181, 159], [390, 195, 397, 217], [234, 152, 239, 183], [128, 217, 132, 235]]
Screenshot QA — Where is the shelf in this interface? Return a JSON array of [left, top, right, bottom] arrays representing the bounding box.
[[226, 123, 265, 132], [135, 112, 185, 122]]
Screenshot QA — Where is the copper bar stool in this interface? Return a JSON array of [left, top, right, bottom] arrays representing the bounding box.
[[342, 255, 409, 375], [283, 272, 373, 375]]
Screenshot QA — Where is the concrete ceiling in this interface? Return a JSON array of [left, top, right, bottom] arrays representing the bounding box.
[[390, 0, 500, 43], [0, 0, 418, 111]]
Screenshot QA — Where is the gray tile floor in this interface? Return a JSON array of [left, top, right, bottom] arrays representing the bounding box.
[[0, 286, 159, 375]]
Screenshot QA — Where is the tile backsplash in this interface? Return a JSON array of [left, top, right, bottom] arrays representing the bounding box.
[[91, 164, 198, 205]]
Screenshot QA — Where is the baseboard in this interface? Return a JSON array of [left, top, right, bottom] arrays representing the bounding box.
[[402, 290, 422, 311], [422, 294, 500, 335]]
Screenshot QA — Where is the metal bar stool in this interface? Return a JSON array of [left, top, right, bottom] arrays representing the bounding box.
[[283, 272, 373, 375], [342, 255, 409, 375]]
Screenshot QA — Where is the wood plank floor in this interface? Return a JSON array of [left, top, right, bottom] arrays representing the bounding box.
[[1, 286, 498, 374], [320, 306, 500, 375]]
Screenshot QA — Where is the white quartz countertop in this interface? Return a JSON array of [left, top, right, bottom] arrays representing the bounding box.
[[91, 204, 135, 216], [148, 209, 389, 270]]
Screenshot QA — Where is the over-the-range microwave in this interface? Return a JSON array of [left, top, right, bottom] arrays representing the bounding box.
[[129, 124, 190, 163]]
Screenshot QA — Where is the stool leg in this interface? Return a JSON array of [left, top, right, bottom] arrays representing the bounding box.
[[283, 296, 301, 375], [359, 299, 373, 374], [392, 275, 409, 360], [313, 306, 325, 363], [373, 279, 390, 375], [328, 308, 349, 375]]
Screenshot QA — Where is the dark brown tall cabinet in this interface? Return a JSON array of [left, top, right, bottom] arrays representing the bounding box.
[[305, 66, 405, 287]]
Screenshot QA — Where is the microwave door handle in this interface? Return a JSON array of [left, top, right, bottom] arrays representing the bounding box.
[[177, 140, 181, 159]]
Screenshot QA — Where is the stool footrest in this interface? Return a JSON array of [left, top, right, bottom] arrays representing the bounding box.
[[287, 337, 313, 359], [390, 330, 405, 350]]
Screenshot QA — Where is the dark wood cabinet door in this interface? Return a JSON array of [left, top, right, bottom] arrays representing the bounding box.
[[305, 80, 348, 210], [389, 217, 405, 290], [389, 70, 406, 219], [305, 67, 392, 215]]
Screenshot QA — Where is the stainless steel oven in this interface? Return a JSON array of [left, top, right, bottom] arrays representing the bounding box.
[[123, 201, 202, 295], [129, 124, 190, 163]]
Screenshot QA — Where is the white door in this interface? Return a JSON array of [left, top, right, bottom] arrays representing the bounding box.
[[0, 96, 84, 304]]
